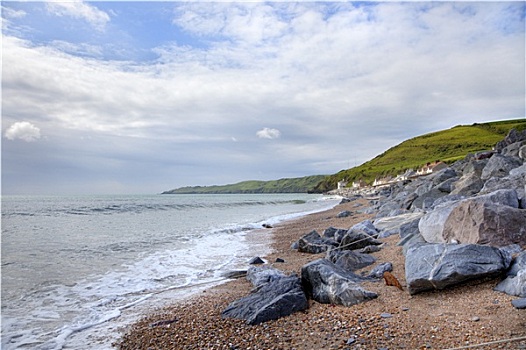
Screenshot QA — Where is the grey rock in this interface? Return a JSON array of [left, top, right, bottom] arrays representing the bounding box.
[[248, 256, 265, 265], [405, 244, 511, 295], [367, 262, 393, 279], [359, 245, 382, 254], [436, 177, 459, 193], [495, 129, 526, 153], [298, 230, 336, 254], [502, 141, 526, 158], [380, 312, 393, 318], [340, 221, 382, 251], [481, 153, 522, 180], [222, 274, 308, 325], [511, 298, 526, 309], [301, 259, 377, 307], [418, 205, 457, 243], [373, 212, 424, 237], [450, 172, 484, 196], [411, 188, 448, 210], [247, 265, 286, 288], [326, 249, 376, 271], [494, 251, 526, 297], [337, 210, 353, 218]]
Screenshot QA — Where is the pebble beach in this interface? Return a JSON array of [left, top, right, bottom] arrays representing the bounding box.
[[117, 199, 526, 350]]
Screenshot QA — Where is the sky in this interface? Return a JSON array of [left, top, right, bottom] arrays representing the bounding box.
[[2, 1, 525, 195]]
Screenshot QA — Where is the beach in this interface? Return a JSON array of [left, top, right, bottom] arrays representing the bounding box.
[[117, 198, 526, 350]]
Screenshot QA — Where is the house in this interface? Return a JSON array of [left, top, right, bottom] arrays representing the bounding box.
[[337, 179, 348, 190], [416, 161, 447, 176], [351, 179, 367, 189], [373, 176, 393, 187]]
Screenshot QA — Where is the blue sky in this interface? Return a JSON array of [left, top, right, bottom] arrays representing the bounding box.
[[2, 1, 525, 195]]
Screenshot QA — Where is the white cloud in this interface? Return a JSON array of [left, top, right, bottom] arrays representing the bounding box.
[[256, 127, 281, 139], [2, 6, 27, 19], [46, 1, 110, 31], [4, 121, 41, 142]]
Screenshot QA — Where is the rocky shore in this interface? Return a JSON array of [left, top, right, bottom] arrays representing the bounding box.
[[117, 130, 526, 350]]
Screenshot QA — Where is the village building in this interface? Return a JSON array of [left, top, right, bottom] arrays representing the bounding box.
[[416, 160, 447, 176]]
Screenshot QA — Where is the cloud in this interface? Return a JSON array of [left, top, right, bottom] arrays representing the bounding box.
[[1, 2, 524, 194], [46, 1, 110, 31], [4, 121, 41, 142], [256, 127, 281, 139]]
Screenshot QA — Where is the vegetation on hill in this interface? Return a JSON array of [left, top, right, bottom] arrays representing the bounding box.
[[162, 119, 525, 194], [162, 175, 328, 194], [312, 119, 526, 193]]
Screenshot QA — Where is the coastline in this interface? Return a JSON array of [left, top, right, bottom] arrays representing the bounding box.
[[117, 198, 526, 350]]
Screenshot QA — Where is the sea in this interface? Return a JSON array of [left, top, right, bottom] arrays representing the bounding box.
[[1, 193, 341, 350]]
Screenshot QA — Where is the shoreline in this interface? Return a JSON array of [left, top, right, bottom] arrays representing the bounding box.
[[117, 198, 526, 350]]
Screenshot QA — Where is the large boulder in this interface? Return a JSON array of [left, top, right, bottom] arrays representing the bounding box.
[[301, 259, 377, 307], [442, 199, 526, 247], [481, 154, 523, 180], [297, 230, 336, 254], [495, 129, 526, 153], [246, 265, 287, 288], [450, 172, 484, 196], [222, 274, 308, 325], [326, 249, 376, 271], [418, 204, 456, 243], [339, 220, 382, 250], [494, 251, 526, 297], [373, 212, 424, 238], [405, 244, 511, 295]]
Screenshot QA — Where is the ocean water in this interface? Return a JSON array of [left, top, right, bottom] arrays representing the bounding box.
[[1, 193, 340, 349]]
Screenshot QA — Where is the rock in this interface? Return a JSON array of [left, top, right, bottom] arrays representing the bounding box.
[[359, 245, 382, 254], [301, 259, 377, 307], [222, 274, 308, 325], [297, 230, 336, 254], [248, 256, 265, 265], [511, 298, 526, 309], [442, 195, 526, 247], [470, 316, 480, 322], [450, 172, 484, 196], [339, 220, 382, 250], [373, 212, 424, 237], [418, 204, 456, 243], [326, 249, 376, 271], [435, 177, 458, 194], [323, 226, 349, 243], [412, 188, 448, 210], [367, 262, 393, 279], [481, 153, 523, 180], [405, 244, 511, 295], [494, 251, 526, 297], [495, 128, 526, 153], [275, 258, 285, 263], [246, 265, 287, 288], [222, 270, 248, 279], [480, 170, 525, 199], [380, 312, 393, 318], [337, 210, 352, 218]]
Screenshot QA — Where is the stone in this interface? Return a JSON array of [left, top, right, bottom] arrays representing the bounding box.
[[326, 249, 376, 271], [337, 210, 352, 218], [248, 256, 265, 265], [339, 220, 382, 250], [297, 230, 336, 254], [301, 259, 377, 307], [275, 258, 285, 263], [367, 262, 393, 279], [442, 197, 526, 247], [373, 212, 424, 237], [494, 251, 526, 297], [450, 172, 484, 196], [380, 313, 393, 318], [222, 270, 248, 279], [418, 205, 457, 243], [359, 245, 382, 254], [495, 129, 526, 153], [246, 265, 287, 288], [405, 244, 511, 295], [481, 153, 523, 180], [222, 274, 308, 325], [511, 298, 526, 309]]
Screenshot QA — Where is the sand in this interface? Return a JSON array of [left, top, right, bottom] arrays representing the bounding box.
[[117, 199, 526, 350]]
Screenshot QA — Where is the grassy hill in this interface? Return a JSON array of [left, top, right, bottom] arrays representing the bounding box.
[[162, 175, 327, 194], [162, 119, 525, 194], [312, 119, 526, 193]]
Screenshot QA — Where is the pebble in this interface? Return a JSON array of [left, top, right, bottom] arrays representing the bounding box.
[[470, 316, 480, 322], [380, 313, 393, 319], [346, 336, 356, 344]]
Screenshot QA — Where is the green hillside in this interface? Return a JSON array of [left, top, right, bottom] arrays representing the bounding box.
[[162, 175, 327, 194], [312, 119, 526, 193]]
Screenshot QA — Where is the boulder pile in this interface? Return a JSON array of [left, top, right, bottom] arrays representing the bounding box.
[[222, 129, 526, 324]]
